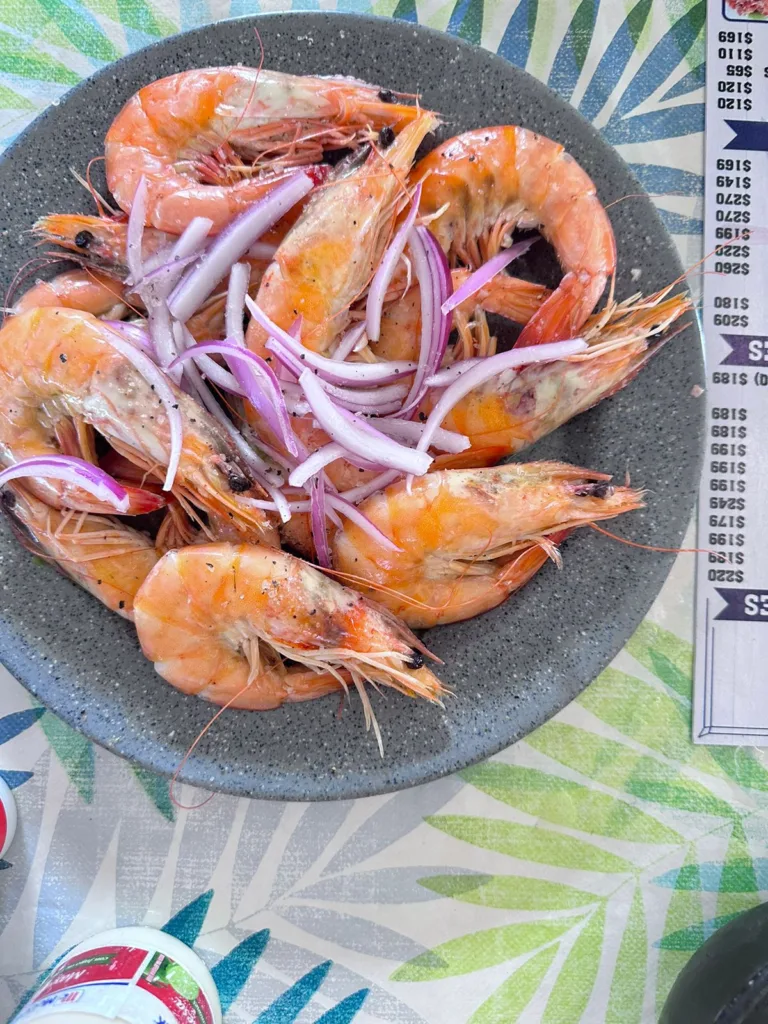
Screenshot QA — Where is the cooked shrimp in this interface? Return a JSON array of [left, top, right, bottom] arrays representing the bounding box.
[[414, 126, 616, 345], [105, 67, 430, 233], [434, 287, 690, 457], [33, 213, 270, 341], [0, 307, 277, 543], [13, 269, 129, 318], [374, 271, 551, 362], [1, 484, 157, 619], [247, 111, 438, 356], [332, 463, 644, 627], [133, 543, 444, 725], [35, 212, 284, 283], [34, 213, 174, 279]]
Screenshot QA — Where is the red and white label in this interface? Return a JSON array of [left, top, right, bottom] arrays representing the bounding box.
[[15, 944, 215, 1024]]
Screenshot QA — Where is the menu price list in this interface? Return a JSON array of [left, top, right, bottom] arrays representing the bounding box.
[[693, 5, 768, 744]]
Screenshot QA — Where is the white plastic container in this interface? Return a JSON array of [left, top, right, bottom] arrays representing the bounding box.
[[0, 775, 17, 858], [11, 926, 222, 1024]]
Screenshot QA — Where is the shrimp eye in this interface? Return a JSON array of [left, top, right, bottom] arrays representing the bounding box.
[[1, 489, 16, 510], [378, 89, 395, 103], [322, 147, 354, 167], [405, 649, 424, 670], [378, 126, 395, 149], [575, 480, 613, 499], [227, 470, 251, 493], [74, 230, 94, 250]]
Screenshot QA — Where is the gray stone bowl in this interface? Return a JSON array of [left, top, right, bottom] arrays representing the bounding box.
[[0, 12, 704, 800]]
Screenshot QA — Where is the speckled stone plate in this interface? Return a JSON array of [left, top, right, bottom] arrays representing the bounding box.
[[0, 13, 705, 800]]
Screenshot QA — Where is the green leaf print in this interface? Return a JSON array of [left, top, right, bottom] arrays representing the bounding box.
[[528, 722, 737, 819], [626, 0, 653, 51], [131, 766, 175, 822], [0, 84, 34, 111], [606, 886, 647, 1024], [655, 846, 704, 1013], [578, 669, 727, 781], [40, 710, 95, 803], [391, 918, 577, 982], [707, 746, 768, 793], [578, 668, 691, 759], [468, 945, 558, 1024], [542, 905, 606, 1024], [116, 0, 177, 37], [0, 31, 79, 84], [36, 0, 120, 62], [426, 815, 634, 872], [657, 914, 741, 951], [461, 764, 682, 843], [648, 650, 692, 702], [420, 874, 598, 911], [716, 820, 759, 921], [625, 621, 692, 698]]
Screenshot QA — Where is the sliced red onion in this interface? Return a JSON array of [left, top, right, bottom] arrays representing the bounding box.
[[170, 341, 300, 459], [178, 344, 277, 479], [288, 444, 345, 488], [441, 237, 538, 315], [373, 418, 469, 453], [171, 216, 214, 259], [397, 225, 452, 416], [226, 262, 251, 346], [310, 475, 331, 568], [103, 325, 183, 491], [288, 443, 383, 489], [417, 338, 589, 454], [250, 297, 416, 385], [269, 343, 407, 411], [340, 470, 401, 504], [332, 322, 367, 361], [299, 370, 432, 476], [126, 176, 147, 285], [247, 241, 278, 260], [253, 438, 299, 473], [0, 456, 129, 513], [366, 182, 421, 343], [263, 483, 292, 524], [147, 303, 181, 384], [326, 494, 401, 553], [264, 334, 416, 387], [135, 252, 199, 296], [425, 360, 482, 388], [102, 320, 155, 357], [169, 173, 313, 323]]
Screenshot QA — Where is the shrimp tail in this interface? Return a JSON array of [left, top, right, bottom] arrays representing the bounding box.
[[517, 270, 611, 347]]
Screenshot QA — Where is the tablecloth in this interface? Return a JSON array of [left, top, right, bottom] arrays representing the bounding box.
[[0, 2, 751, 1022]]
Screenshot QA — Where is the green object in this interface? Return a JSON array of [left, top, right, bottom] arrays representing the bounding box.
[[163, 962, 201, 1001]]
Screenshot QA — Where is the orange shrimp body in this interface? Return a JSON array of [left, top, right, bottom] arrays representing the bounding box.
[[133, 543, 444, 713], [0, 307, 277, 542], [14, 269, 130, 319], [105, 67, 429, 233], [332, 463, 644, 627], [247, 111, 438, 356], [2, 484, 158, 619], [414, 126, 616, 345], [434, 289, 690, 456]]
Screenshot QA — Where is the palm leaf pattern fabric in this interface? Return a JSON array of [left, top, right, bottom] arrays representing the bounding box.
[[0, 1, 726, 1021]]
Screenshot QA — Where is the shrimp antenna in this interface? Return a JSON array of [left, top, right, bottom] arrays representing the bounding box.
[[169, 685, 253, 810], [589, 522, 725, 560]]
